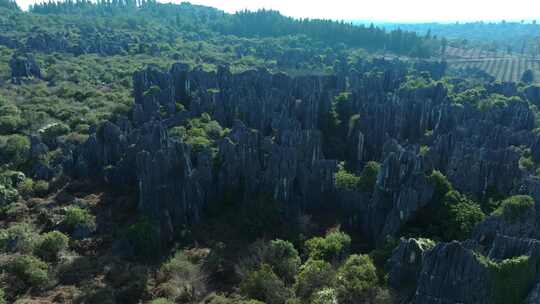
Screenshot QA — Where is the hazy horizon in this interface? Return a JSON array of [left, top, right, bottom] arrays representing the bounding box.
[[15, 0, 540, 23]]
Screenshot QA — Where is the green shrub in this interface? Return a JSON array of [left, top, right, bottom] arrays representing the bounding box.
[[0, 115, 22, 134], [35, 231, 69, 262], [294, 259, 334, 301], [1, 134, 30, 167], [0, 183, 18, 206], [492, 195, 534, 222], [33, 180, 49, 197], [335, 254, 378, 304], [157, 250, 206, 301], [0, 223, 39, 254], [419, 145, 430, 156], [240, 264, 291, 304], [358, 161, 380, 192], [263, 239, 301, 284], [63, 206, 95, 229], [445, 197, 485, 240], [477, 94, 522, 112], [427, 170, 452, 202], [39, 122, 71, 148], [143, 85, 161, 97], [476, 254, 537, 304], [305, 231, 351, 263], [126, 217, 161, 261], [16, 178, 34, 198], [149, 298, 174, 304], [335, 168, 360, 191], [311, 288, 338, 304], [201, 293, 265, 304], [490, 256, 536, 304], [519, 156, 535, 171], [169, 114, 226, 154], [3, 254, 50, 288], [0, 288, 4, 304]]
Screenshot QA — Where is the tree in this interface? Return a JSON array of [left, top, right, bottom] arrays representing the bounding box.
[[335, 254, 378, 304], [305, 231, 351, 263], [35, 231, 69, 262], [240, 264, 291, 304], [294, 259, 334, 301], [1, 135, 30, 168], [263, 239, 301, 284]]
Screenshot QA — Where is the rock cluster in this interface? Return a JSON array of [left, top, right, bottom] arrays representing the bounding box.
[[9, 53, 41, 82], [57, 59, 540, 302]]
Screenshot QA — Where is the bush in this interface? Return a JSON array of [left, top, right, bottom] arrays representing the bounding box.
[[1, 135, 30, 167], [63, 206, 95, 229], [490, 256, 536, 304], [311, 288, 338, 304], [0, 184, 19, 206], [476, 254, 537, 304], [335, 167, 360, 191], [519, 156, 535, 171], [240, 264, 291, 304], [0, 288, 5, 304], [39, 122, 70, 148], [156, 251, 206, 302], [335, 254, 378, 304], [0, 223, 39, 254], [33, 180, 49, 197], [358, 161, 380, 192], [405, 171, 484, 241], [16, 178, 34, 198], [492, 195, 535, 222], [35, 231, 69, 262], [445, 197, 485, 240], [294, 259, 334, 301], [201, 293, 265, 304], [126, 217, 160, 261], [263, 239, 301, 284], [3, 254, 50, 289], [427, 170, 452, 202], [305, 230, 351, 263], [0, 115, 22, 134], [149, 298, 174, 304]]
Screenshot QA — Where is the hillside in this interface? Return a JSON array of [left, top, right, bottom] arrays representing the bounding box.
[[2, 1, 540, 304]]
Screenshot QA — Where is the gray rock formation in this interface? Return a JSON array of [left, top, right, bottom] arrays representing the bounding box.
[[9, 53, 41, 83], [413, 241, 491, 304], [62, 60, 540, 302], [387, 238, 435, 300], [365, 145, 434, 244]]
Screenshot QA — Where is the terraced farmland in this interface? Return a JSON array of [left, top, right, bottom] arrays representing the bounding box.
[[448, 58, 540, 83]]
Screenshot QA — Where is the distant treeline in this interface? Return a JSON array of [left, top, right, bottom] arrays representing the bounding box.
[[29, 0, 439, 57]]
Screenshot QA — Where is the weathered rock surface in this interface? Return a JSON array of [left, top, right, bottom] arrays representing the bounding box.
[[365, 145, 434, 244], [62, 60, 540, 302], [412, 241, 491, 304], [387, 238, 434, 298], [9, 53, 41, 82]]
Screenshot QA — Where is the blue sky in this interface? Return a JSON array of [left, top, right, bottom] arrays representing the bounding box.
[[16, 0, 540, 22]]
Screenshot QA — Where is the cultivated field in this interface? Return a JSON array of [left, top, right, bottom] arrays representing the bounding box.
[[441, 46, 540, 83], [447, 58, 540, 83]]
